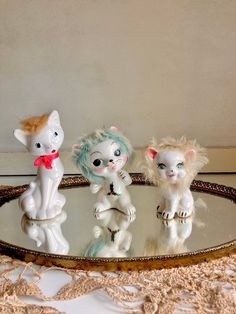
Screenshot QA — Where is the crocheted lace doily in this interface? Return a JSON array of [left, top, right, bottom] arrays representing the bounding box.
[[0, 254, 235, 313]]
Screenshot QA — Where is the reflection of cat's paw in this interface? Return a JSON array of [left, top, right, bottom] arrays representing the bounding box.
[[177, 219, 192, 239], [161, 210, 175, 220], [178, 218, 188, 224], [162, 219, 174, 227], [120, 243, 129, 252], [126, 213, 136, 223], [124, 205, 136, 215], [94, 202, 109, 213], [36, 239, 42, 247], [93, 226, 103, 238]]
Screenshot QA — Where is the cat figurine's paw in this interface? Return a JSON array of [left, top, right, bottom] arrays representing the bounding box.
[[19, 182, 37, 217], [36, 210, 48, 220], [94, 202, 110, 213], [161, 210, 175, 220], [90, 183, 102, 194], [119, 170, 132, 186], [177, 209, 192, 218], [123, 204, 136, 215]]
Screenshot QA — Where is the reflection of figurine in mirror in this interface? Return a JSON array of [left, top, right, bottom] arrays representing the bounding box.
[[83, 209, 135, 257], [144, 215, 193, 256], [72, 127, 136, 215], [145, 137, 208, 219], [21, 211, 69, 254], [14, 111, 66, 220]]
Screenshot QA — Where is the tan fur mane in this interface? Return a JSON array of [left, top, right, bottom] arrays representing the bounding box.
[[20, 113, 49, 134], [144, 136, 209, 188]]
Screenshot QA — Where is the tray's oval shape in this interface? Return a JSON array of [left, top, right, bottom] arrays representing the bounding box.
[[0, 174, 235, 271]]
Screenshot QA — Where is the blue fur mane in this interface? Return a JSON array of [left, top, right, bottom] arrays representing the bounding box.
[[72, 128, 133, 183], [83, 237, 106, 257]]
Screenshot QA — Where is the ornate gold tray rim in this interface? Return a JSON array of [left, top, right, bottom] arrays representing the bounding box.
[[0, 174, 235, 271]]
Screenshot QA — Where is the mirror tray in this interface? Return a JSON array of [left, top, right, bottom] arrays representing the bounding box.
[[0, 174, 235, 271]]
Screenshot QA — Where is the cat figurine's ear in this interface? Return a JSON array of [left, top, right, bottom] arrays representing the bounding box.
[[14, 129, 28, 146], [146, 147, 158, 160], [48, 110, 60, 126], [72, 144, 81, 154], [110, 126, 118, 132], [185, 149, 196, 160]]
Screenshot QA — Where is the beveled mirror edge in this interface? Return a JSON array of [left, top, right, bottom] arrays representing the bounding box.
[[0, 174, 235, 271]]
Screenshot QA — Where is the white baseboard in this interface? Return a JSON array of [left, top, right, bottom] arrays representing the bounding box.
[[0, 148, 235, 176]]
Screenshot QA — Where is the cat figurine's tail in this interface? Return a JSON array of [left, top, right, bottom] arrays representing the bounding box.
[[19, 182, 37, 219]]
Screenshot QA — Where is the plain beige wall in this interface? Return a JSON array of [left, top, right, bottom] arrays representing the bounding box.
[[0, 0, 236, 152]]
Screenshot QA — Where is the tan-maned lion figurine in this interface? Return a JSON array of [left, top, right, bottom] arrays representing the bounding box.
[[144, 137, 209, 220]]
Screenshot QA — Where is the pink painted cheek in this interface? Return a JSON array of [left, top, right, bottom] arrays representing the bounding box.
[[178, 170, 186, 179], [92, 167, 106, 175], [122, 155, 128, 164]]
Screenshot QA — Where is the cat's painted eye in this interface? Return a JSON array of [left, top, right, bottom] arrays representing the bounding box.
[[93, 159, 103, 167], [54, 132, 58, 136], [35, 143, 41, 148], [114, 149, 121, 157], [158, 163, 166, 169], [177, 162, 184, 169]]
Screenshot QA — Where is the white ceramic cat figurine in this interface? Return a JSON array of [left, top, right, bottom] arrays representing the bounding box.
[[145, 137, 208, 220], [72, 127, 136, 215], [21, 211, 69, 255], [84, 209, 135, 258], [14, 110, 66, 220]]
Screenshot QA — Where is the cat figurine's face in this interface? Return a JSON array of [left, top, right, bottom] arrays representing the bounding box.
[[14, 111, 64, 156], [156, 151, 186, 183], [89, 139, 128, 178]]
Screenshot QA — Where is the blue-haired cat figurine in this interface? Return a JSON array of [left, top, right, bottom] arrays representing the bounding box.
[[72, 127, 136, 215]]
